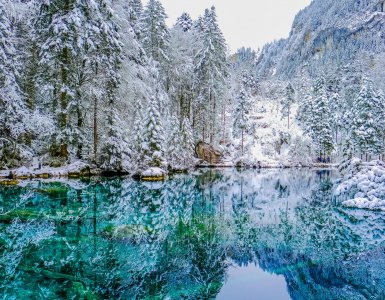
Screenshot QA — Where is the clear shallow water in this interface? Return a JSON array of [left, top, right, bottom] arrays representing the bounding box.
[[1, 169, 385, 299]]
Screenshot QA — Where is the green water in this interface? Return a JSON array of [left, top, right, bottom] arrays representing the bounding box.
[[1, 169, 385, 299]]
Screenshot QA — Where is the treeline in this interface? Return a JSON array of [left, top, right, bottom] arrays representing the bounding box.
[[232, 47, 385, 163], [0, 0, 229, 171], [290, 64, 385, 161]]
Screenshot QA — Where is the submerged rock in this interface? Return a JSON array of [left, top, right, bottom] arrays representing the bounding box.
[[0, 179, 19, 186]]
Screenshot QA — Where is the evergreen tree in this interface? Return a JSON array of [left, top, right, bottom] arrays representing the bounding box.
[[128, 0, 143, 38], [280, 82, 295, 129], [132, 97, 144, 167], [98, 0, 128, 171], [241, 72, 260, 96], [0, 3, 29, 165], [180, 117, 195, 166], [176, 12, 193, 32], [100, 110, 130, 172], [168, 15, 195, 125], [142, 95, 165, 168], [140, 0, 170, 63], [350, 77, 385, 158], [309, 76, 335, 158], [167, 116, 182, 168], [34, 0, 86, 160], [233, 90, 251, 156], [194, 6, 229, 144], [329, 92, 343, 144]]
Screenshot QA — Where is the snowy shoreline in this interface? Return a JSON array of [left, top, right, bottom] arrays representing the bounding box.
[[0, 162, 337, 185], [335, 159, 385, 211]]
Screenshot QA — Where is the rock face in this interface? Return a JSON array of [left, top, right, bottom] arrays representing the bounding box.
[[195, 142, 223, 164]]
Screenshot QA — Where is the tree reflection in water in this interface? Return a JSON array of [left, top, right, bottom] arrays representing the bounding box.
[[1, 169, 385, 299]]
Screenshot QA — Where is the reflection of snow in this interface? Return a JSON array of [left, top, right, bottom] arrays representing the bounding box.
[[141, 181, 165, 190], [0, 220, 55, 277]]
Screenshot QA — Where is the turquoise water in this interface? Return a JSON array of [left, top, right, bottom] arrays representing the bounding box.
[[1, 169, 385, 299]]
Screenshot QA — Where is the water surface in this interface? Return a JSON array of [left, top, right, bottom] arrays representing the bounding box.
[[1, 169, 385, 299]]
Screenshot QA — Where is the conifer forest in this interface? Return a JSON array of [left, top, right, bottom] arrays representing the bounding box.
[[1, 0, 385, 299]]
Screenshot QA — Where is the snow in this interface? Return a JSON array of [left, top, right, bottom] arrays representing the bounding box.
[[14, 166, 33, 177], [141, 167, 166, 178], [342, 197, 385, 211], [335, 159, 385, 211], [1, 161, 91, 180]]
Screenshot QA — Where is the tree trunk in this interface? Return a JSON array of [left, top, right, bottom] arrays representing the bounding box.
[[76, 91, 83, 159], [335, 128, 338, 144], [59, 1, 70, 160], [93, 97, 98, 160], [222, 103, 226, 143], [287, 112, 290, 129], [241, 129, 244, 156]]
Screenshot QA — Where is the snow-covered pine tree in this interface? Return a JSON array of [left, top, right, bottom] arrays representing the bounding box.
[[180, 116, 195, 166], [111, 0, 151, 169], [309, 76, 334, 158], [233, 89, 251, 156], [142, 95, 165, 168], [338, 139, 354, 174], [0, 3, 30, 166], [168, 14, 196, 125], [176, 12, 193, 32], [98, 0, 130, 172], [128, 0, 143, 38], [140, 0, 170, 64], [280, 82, 295, 129], [100, 108, 131, 172], [167, 116, 182, 168], [166, 115, 195, 169], [194, 6, 229, 144], [33, 0, 85, 161], [329, 92, 343, 144], [241, 71, 260, 97], [132, 96, 144, 168], [350, 77, 385, 159]]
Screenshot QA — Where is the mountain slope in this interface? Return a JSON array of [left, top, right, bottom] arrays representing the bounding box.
[[256, 0, 385, 84]]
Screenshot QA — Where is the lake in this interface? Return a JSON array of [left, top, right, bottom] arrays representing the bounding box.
[[1, 169, 385, 299]]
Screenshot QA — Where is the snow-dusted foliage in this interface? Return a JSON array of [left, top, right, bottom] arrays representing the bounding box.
[[335, 159, 385, 211], [255, 0, 385, 83], [194, 7, 229, 144], [309, 76, 335, 156], [0, 3, 30, 167], [233, 90, 252, 156], [2, 0, 385, 172], [176, 12, 193, 32], [142, 95, 166, 168], [140, 0, 170, 64], [280, 83, 295, 129], [350, 77, 385, 156]]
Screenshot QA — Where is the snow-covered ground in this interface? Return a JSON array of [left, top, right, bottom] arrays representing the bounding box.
[[335, 159, 385, 211], [229, 100, 320, 167], [0, 161, 92, 180], [140, 167, 166, 180]]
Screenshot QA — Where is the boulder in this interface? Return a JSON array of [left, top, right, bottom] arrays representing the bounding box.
[[195, 142, 223, 164], [140, 167, 166, 181]]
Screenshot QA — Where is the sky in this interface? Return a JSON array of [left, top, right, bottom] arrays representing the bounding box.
[[143, 0, 312, 52]]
